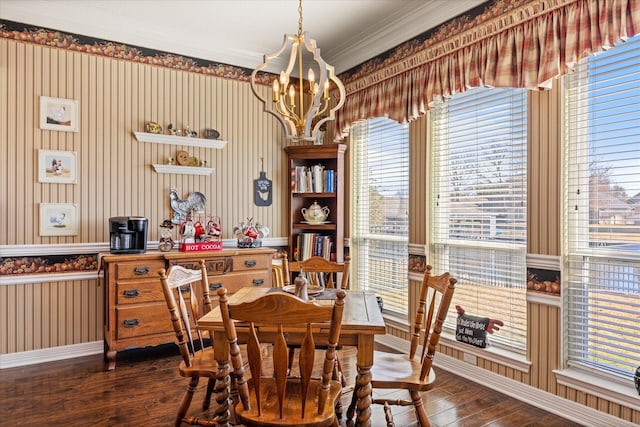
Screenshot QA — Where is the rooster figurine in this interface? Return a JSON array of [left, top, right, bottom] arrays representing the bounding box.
[[169, 188, 207, 224]]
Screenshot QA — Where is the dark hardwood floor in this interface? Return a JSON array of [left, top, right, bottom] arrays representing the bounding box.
[[0, 344, 584, 427]]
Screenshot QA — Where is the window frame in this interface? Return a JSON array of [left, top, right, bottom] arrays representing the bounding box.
[[562, 34, 640, 383], [350, 117, 410, 319], [430, 86, 529, 353]]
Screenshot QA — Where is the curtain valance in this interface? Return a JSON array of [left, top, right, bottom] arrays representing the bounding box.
[[335, 0, 639, 138]]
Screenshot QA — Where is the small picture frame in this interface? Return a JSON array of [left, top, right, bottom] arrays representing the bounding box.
[[38, 150, 77, 184], [39, 203, 78, 236], [40, 96, 78, 132]]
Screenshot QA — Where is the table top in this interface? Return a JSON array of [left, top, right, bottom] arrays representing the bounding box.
[[198, 287, 386, 337]]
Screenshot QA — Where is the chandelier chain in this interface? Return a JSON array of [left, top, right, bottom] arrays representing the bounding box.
[[298, 0, 303, 37]]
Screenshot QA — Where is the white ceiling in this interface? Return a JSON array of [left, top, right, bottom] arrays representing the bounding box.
[[0, 0, 485, 74]]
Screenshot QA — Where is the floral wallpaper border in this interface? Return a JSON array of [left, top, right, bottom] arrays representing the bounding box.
[[0, 19, 273, 85], [0, 0, 515, 86]]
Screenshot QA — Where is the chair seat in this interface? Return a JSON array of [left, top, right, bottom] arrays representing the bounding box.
[[369, 350, 437, 392], [179, 344, 264, 378], [177, 347, 218, 378], [235, 378, 342, 427]]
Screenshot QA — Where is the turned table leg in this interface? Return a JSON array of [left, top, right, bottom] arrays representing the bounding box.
[[355, 334, 374, 427], [213, 329, 232, 427]]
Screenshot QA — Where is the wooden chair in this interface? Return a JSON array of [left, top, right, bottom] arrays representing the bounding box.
[[217, 286, 347, 427], [346, 265, 456, 427], [158, 260, 217, 427], [281, 254, 351, 388], [283, 255, 351, 290]]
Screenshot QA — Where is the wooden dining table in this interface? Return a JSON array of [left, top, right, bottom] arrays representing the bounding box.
[[197, 286, 387, 427]]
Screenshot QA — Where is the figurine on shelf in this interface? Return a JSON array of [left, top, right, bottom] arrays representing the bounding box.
[[145, 121, 162, 134], [184, 126, 197, 137], [167, 123, 181, 136]]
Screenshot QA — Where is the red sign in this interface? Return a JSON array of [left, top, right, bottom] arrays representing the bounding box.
[[178, 241, 223, 252]]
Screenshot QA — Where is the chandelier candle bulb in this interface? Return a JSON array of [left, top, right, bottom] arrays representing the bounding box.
[[289, 85, 296, 107], [308, 68, 315, 91]]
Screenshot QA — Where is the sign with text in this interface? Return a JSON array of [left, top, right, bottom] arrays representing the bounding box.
[[455, 312, 489, 348], [178, 241, 223, 252]]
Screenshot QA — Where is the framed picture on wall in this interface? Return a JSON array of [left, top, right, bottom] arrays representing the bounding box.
[[38, 149, 77, 184], [39, 203, 79, 236], [39, 96, 78, 132]]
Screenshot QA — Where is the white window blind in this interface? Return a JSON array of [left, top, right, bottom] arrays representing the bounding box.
[[351, 118, 409, 317], [564, 34, 640, 381], [431, 87, 528, 352]]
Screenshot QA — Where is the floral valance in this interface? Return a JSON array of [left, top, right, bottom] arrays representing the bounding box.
[[335, 0, 640, 138]]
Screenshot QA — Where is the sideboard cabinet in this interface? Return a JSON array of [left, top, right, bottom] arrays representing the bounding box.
[[101, 248, 275, 369]]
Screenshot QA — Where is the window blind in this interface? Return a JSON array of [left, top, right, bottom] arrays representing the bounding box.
[[431, 87, 528, 352], [351, 117, 409, 317], [564, 34, 640, 381]]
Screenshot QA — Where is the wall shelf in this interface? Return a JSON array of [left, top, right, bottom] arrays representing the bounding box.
[[133, 131, 227, 149], [152, 164, 214, 175]]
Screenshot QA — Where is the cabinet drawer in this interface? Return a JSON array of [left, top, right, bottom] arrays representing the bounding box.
[[207, 270, 270, 294], [232, 254, 270, 272], [116, 280, 164, 305], [168, 258, 232, 275], [116, 303, 171, 340], [116, 260, 166, 280]]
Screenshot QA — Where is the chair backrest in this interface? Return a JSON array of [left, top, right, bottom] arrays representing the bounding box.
[[282, 255, 351, 289], [409, 265, 456, 382], [218, 287, 346, 421], [159, 259, 211, 367]]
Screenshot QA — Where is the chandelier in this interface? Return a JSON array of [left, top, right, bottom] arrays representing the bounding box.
[[250, 0, 345, 142]]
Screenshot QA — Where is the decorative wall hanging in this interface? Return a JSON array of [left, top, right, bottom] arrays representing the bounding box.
[[38, 149, 77, 184], [253, 158, 272, 206], [39, 203, 78, 236], [39, 96, 78, 132]]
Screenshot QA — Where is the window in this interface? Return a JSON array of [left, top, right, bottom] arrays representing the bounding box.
[[431, 87, 528, 352], [564, 34, 640, 381], [351, 117, 409, 317]]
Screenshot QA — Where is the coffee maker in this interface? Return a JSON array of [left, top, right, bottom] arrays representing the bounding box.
[[109, 216, 148, 254]]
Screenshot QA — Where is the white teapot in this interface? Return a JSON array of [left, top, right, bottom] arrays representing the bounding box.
[[301, 201, 330, 223]]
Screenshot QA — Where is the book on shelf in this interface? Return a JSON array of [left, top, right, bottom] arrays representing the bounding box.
[[291, 166, 336, 193], [294, 232, 334, 261]]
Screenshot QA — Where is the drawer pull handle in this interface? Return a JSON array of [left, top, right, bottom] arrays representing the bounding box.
[[210, 283, 222, 291], [252, 279, 265, 286], [179, 285, 190, 294], [123, 318, 140, 328], [123, 289, 140, 298], [244, 260, 257, 268], [133, 266, 150, 275]]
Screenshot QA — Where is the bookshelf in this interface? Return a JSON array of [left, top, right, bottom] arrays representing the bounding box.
[[284, 144, 346, 263]]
